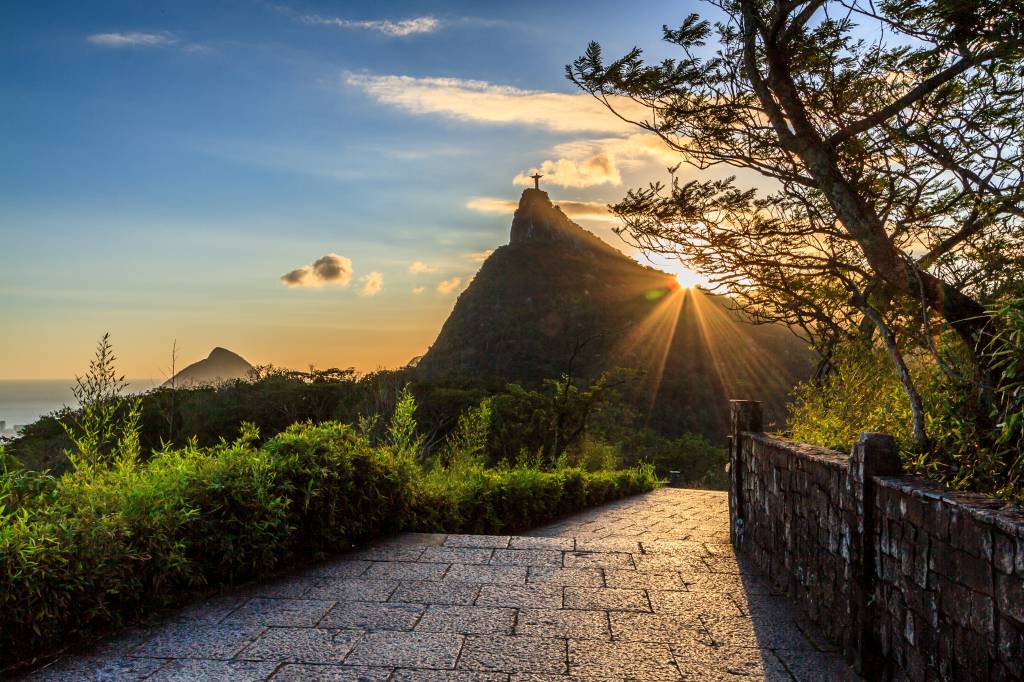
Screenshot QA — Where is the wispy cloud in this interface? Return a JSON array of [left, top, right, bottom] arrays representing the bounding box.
[[465, 249, 494, 262], [513, 134, 679, 188], [345, 74, 644, 134], [344, 74, 679, 188], [359, 271, 384, 296], [280, 253, 353, 288], [303, 15, 440, 37], [86, 31, 210, 54], [437, 277, 463, 294], [411, 286, 426, 294], [87, 31, 178, 48], [408, 261, 437, 274], [467, 197, 615, 222]]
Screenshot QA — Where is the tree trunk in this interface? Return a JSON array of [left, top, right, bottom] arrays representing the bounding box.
[[747, 12, 995, 375], [859, 304, 929, 450]]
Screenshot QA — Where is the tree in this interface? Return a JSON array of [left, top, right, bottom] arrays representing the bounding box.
[[569, 0, 1024, 451]]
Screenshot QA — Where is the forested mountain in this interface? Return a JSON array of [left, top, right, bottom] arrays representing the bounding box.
[[418, 188, 814, 437]]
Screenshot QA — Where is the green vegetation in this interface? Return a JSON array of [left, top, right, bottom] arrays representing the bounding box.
[[572, 1, 1023, 501], [789, 300, 1024, 503], [10, 362, 725, 488], [0, 378, 656, 669]]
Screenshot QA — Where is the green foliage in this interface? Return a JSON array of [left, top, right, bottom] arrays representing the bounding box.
[[988, 298, 1024, 495], [439, 399, 492, 470], [61, 333, 144, 470], [789, 342, 920, 451], [0, 390, 658, 669], [789, 331, 1024, 504], [385, 385, 425, 461], [411, 459, 657, 535]]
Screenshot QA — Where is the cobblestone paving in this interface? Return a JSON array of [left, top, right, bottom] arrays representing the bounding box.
[[25, 489, 853, 681]]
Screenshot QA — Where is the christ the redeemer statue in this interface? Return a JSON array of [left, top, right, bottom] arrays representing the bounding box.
[[530, 172, 543, 190]]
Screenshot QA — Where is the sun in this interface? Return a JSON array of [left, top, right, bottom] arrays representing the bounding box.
[[672, 267, 706, 289], [640, 253, 707, 289]]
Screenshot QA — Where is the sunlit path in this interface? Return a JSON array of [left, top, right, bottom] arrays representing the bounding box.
[[23, 489, 851, 681]]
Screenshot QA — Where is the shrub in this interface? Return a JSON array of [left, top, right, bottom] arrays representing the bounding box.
[[0, 422, 416, 667], [411, 461, 657, 534], [0, 420, 657, 669], [788, 333, 1023, 504]]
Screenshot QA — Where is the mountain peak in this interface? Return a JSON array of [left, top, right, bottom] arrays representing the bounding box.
[[508, 189, 622, 259], [163, 347, 254, 388], [208, 347, 245, 362]]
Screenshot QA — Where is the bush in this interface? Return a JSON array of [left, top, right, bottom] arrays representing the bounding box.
[[412, 461, 657, 534], [0, 422, 417, 667], [0, 421, 657, 669], [788, 334, 1022, 504]]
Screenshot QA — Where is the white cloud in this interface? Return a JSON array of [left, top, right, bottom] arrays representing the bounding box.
[[411, 286, 426, 294], [303, 15, 440, 37], [345, 74, 645, 134], [280, 253, 353, 288], [467, 197, 614, 222], [465, 249, 494, 262], [359, 271, 384, 296], [465, 198, 514, 214], [408, 261, 437, 274], [87, 32, 177, 48], [513, 134, 679, 188], [437, 277, 463, 294]]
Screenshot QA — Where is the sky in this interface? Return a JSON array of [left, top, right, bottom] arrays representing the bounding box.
[[1, 0, 718, 380]]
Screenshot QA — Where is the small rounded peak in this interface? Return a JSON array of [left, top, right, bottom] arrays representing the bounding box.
[[208, 347, 245, 362], [517, 188, 552, 210]]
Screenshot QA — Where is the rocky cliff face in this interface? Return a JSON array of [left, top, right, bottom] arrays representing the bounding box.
[[417, 190, 813, 437], [509, 189, 623, 257]]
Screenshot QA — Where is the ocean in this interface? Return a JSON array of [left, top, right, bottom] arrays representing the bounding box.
[[0, 379, 159, 431]]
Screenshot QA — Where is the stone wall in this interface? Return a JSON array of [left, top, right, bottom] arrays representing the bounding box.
[[728, 400, 1024, 680]]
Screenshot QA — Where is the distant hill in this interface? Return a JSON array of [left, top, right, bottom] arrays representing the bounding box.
[[417, 188, 814, 437], [163, 347, 254, 388]]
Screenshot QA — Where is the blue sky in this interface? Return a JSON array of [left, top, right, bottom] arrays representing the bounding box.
[[1, 0, 711, 379]]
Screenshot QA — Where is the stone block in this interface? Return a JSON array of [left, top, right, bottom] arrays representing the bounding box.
[[568, 639, 678, 679], [270, 664, 391, 681], [476, 583, 563, 609], [390, 580, 480, 606], [489, 549, 563, 567], [995, 572, 1024, 625], [362, 561, 449, 581], [563, 587, 650, 612], [445, 563, 527, 585], [344, 631, 464, 668], [525, 566, 603, 587], [415, 605, 515, 635], [993, 531, 1016, 575], [996, 614, 1024, 664], [419, 547, 494, 565], [937, 576, 974, 628], [223, 598, 335, 628], [319, 600, 424, 631], [237, 628, 361, 664], [459, 635, 567, 674], [149, 660, 278, 682], [515, 608, 610, 639], [444, 535, 511, 549], [508, 536, 574, 551], [133, 623, 266, 660]]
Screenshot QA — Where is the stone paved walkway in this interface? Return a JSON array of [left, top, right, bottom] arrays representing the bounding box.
[[25, 488, 852, 681]]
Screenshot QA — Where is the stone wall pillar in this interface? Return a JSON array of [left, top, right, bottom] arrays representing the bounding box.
[[729, 400, 762, 550], [849, 432, 902, 678]]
